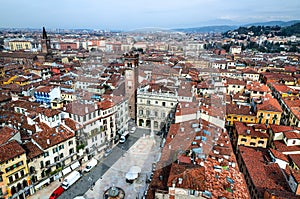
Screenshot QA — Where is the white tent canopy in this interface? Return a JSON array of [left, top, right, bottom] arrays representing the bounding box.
[[125, 172, 138, 180], [125, 166, 141, 180]]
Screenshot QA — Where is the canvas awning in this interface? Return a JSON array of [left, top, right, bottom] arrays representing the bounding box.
[[62, 166, 72, 176], [70, 161, 80, 170]]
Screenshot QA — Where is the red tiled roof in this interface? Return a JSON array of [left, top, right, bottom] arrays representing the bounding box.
[[148, 117, 250, 198], [274, 140, 300, 153], [32, 122, 74, 149], [63, 118, 83, 131], [291, 106, 300, 121], [175, 102, 198, 116], [289, 154, 300, 168], [290, 169, 300, 184], [0, 140, 25, 163], [14, 76, 28, 82], [23, 141, 43, 159], [239, 146, 291, 198], [37, 107, 60, 117], [65, 102, 97, 116], [270, 124, 294, 133], [284, 131, 300, 139], [0, 126, 18, 145], [234, 121, 269, 138], [167, 163, 206, 191], [226, 78, 246, 86], [256, 95, 282, 112], [271, 83, 299, 94], [246, 82, 270, 93], [241, 68, 259, 74], [35, 85, 55, 93], [269, 148, 289, 162], [226, 103, 254, 116], [0, 93, 11, 103]]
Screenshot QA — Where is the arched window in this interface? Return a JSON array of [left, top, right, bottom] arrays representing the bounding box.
[[154, 121, 159, 128], [22, 180, 28, 188], [146, 120, 151, 127], [11, 186, 16, 195], [17, 183, 22, 191], [138, 119, 144, 127]]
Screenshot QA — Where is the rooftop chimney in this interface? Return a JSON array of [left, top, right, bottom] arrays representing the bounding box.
[[178, 178, 183, 184], [246, 129, 251, 134]]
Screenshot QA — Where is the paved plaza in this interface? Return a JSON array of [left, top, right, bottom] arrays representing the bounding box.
[[84, 134, 161, 199]]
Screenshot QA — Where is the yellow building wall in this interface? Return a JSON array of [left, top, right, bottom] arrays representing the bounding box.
[[51, 101, 64, 109], [281, 93, 299, 98], [1, 153, 30, 198], [226, 114, 256, 126], [15, 80, 30, 86], [2, 76, 17, 85], [9, 41, 32, 51], [284, 81, 296, 86], [256, 110, 281, 126], [61, 93, 76, 101], [0, 67, 4, 77], [291, 161, 300, 170], [237, 135, 268, 148]]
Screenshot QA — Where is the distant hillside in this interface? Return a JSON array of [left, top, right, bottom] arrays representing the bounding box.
[[280, 22, 300, 36], [243, 20, 300, 27], [224, 22, 300, 37], [173, 25, 237, 33], [172, 20, 300, 33]]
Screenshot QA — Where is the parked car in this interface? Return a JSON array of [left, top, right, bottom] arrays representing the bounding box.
[[49, 186, 64, 199], [130, 127, 136, 134], [104, 149, 112, 157], [146, 172, 154, 183], [61, 171, 81, 190], [83, 158, 98, 172], [119, 131, 129, 143], [73, 196, 85, 199]]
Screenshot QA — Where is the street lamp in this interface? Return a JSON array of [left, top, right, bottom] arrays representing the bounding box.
[[88, 176, 93, 190]]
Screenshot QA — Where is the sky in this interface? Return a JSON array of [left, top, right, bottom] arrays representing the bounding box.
[[0, 0, 300, 30]]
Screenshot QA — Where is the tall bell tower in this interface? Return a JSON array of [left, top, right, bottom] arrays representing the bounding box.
[[41, 27, 51, 54]]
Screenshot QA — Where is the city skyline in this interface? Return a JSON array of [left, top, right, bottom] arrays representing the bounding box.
[[0, 0, 300, 30]]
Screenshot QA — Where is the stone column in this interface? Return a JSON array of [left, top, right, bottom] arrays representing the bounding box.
[[150, 115, 155, 138]]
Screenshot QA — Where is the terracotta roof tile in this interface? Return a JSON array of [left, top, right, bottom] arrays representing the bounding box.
[[234, 121, 269, 138], [274, 140, 300, 153], [22, 141, 43, 159], [63, 118, 83, 131], [288, 154, 300, 168], [239, 146, 291, 198], [226, 103, 254, 116], [270, 124, 294, 133], [0, 126, 18, 145], [167, 163, 206, 191], [0, 140, 25, 163], [32, 122, 74, 150], [256, 95, 282, 112], [269, 148, 289, 162]]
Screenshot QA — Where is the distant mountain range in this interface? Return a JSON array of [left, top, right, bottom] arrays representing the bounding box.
[[172, 25, 238, 33], [171, 20, 300, 33]]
